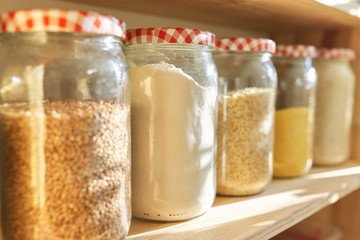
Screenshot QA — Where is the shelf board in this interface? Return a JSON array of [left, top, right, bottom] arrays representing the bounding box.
[[61, 0, 360, 31], [126, 161, 360, 240]]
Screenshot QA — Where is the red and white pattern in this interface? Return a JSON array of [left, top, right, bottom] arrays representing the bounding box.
[[124, 27, 215, 46], [275, 44, 316, 58], [316, 48, 355, 60], [0, 9, 126, 38], [216, 37, 276, 53]]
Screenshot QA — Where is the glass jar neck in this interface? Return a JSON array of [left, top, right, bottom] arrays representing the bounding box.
[[0, 32, 122, 49], [214, 51, 272, 62], [273, 56, 313, 67], [124, 43, 213, 52], [314, 58, 351, 64]]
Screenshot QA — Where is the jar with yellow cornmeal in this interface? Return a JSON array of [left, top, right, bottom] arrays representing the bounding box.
[[273, 45, 317, 177]]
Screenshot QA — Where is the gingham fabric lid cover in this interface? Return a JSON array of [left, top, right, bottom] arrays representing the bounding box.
[[275, 44, 316, 58], [124, 27, 215, 46], [0, 9, 126, 38], [215, 37, 276, 53], [316, 48, 355, 60]]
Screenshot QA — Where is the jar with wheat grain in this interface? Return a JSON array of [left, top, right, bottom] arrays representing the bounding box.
[[0, 9, 130, 240], [213, 37, 277, 196]]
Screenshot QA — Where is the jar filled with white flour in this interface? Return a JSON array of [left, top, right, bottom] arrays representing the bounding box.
[[214, 37, 277, 196], [124, 28, 218, 221], [313, 48, 355, 165]]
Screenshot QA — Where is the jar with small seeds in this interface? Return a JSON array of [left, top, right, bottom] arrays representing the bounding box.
[[313, 48, 355, 165], [0, 9, 131, 240], [213, 37, 277, 196], [124, 27, 218, 221], [272, 45, 317, 178]]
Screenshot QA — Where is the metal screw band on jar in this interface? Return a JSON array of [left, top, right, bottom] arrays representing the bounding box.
[[216, 37, 276, 53], [275, 44, 317, 58], [316, 48, 355, 60], [124, 27, 215, 46], [0, 9, 126, 38]]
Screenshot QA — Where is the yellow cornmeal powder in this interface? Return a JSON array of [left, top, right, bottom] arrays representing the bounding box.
[[274, 107, 314, 177]]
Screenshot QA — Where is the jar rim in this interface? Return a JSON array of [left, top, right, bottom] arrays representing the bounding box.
[[124, 43, 213, 51], [0, 32, 124, 49], [213, 50, 272, 56], [0, 31, 123, 41]]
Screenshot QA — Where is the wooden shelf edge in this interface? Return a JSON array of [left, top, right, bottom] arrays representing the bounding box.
[[60, 0, 360, 31], [126, 161, 360, 240]]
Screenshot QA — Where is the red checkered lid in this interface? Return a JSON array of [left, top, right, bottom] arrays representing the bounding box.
[[124, 27, 215, 47], [0, 9, 126, 38], [275, 44, 316, 58], [316, 48, 355, 60], [215, 37, 276, 53]]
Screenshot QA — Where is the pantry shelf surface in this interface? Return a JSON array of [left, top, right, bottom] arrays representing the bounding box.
[[125, 161, 360, 240], [62, 0, 360, 30]]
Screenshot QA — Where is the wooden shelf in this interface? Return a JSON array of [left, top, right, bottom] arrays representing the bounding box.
[[126, 162, 360, 240], [58, 1, 360, 239], [61, 0, 360, 31], [2, 1, 360, 239]]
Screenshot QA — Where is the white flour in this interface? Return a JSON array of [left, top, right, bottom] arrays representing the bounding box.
[[130, 63, 217, 221]]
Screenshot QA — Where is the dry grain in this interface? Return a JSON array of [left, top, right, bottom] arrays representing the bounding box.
[[216, 87, 275, 196], [313, 60, 355, 165], [0, 100, 131, 240]]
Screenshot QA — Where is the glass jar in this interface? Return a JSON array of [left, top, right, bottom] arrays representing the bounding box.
[[0, 9, 131, 240], [313, 48, 356, 165], [273, 45, 317, 177], [124, 28, 217, 221], [213, 37, 277, 196]]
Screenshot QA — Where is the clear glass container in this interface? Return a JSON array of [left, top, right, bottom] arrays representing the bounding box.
[[124, 28, 218, 221], [214, 37, 277, 196], [273, 45, 317, 178], [0, 9, 131, 240], [313, 48, 356, 165]]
